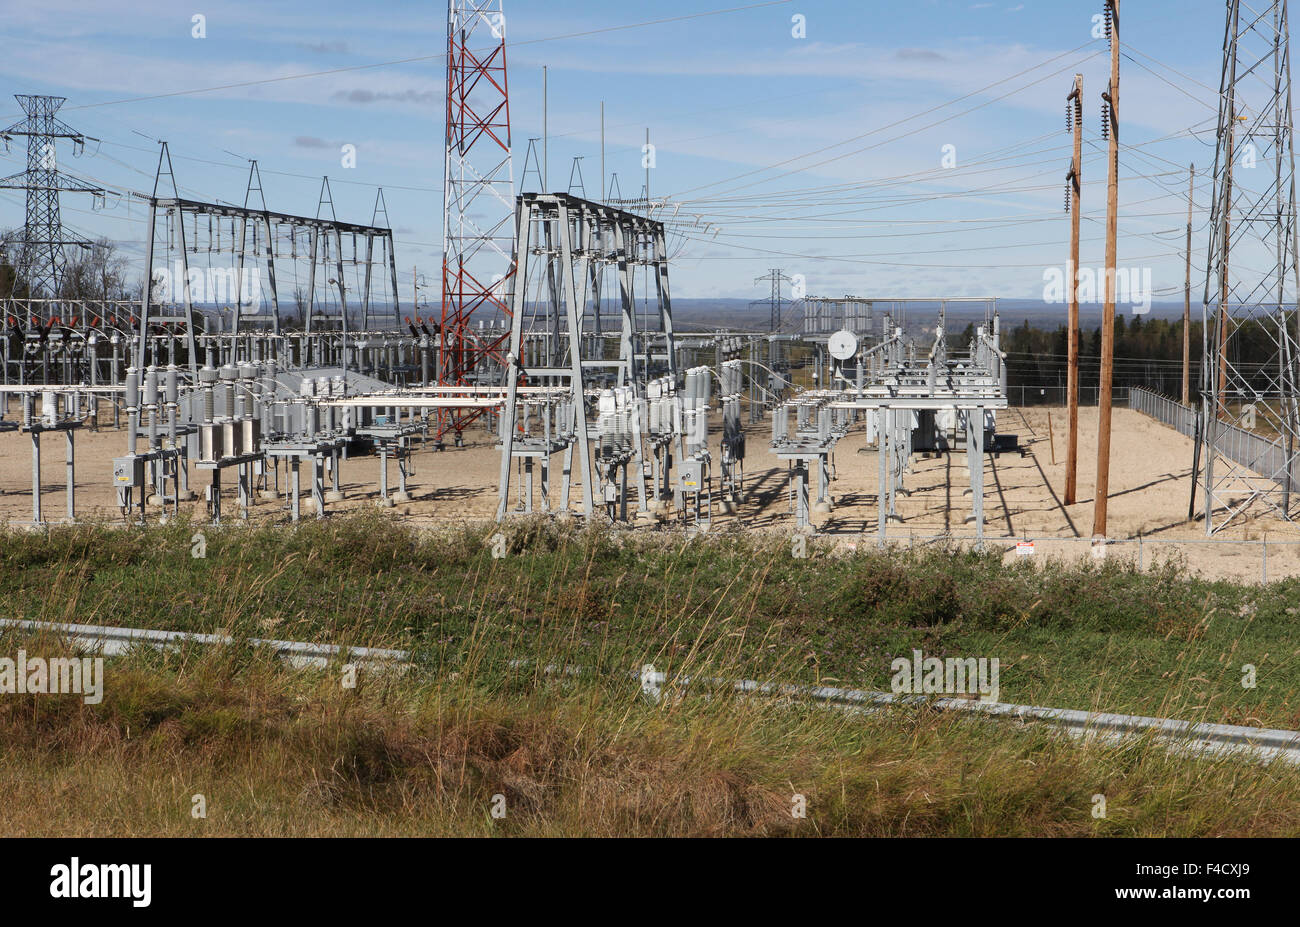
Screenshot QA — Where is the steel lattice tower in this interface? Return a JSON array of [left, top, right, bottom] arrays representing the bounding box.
[[753, 268, 792, 332], [440, 0, 515, 442], [1200, 0, 1300, 532], [0, 95, 102, 316]]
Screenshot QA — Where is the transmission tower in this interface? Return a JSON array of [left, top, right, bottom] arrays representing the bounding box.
[[0, 94, 104, 319], [1199, 0, 1300, 533], [440, 0, 515, 443], [753, 268, 793, 332]]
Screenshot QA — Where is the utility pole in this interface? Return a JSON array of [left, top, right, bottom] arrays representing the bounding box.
[[645, 127, 651, 205], [1093, 0, 1120, 539], [542, 65, 548, 192], [600, 101, 605, 201], [1065, 74, 1083, 506], [1183, 163, 1194, 406]]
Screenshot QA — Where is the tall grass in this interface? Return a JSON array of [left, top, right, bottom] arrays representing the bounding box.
[[2, 633, 1299, 836], [0, 515, 1298, 836], [0, 515, 1294, 727]]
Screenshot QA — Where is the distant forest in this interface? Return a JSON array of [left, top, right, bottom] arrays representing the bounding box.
[[986, 314, 1295, 404]]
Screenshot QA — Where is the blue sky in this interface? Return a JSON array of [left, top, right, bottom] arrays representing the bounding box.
[[0, 1, 1241, 306]]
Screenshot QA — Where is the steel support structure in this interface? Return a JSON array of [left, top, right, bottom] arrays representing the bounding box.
[[440, 0, 515, 442], [0, 94, 105, 324], [135, 154, 397, 378], [1200, 0, 1300, 533], [496, 193, 678, 521], [753, 268, 792, 333], [771, 303, 1007, 541]]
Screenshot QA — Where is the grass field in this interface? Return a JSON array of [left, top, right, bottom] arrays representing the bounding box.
[[2, 514, 1299, 836]]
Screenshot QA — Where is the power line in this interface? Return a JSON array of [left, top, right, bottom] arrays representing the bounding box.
[[671, 39, 1105, 200], [0, 2, 795, 119]]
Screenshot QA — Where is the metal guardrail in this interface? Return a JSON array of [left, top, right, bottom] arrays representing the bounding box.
[[2, 617, 1295, 766], [642, 672, 1300, 766], [0, 618, 407, 670]]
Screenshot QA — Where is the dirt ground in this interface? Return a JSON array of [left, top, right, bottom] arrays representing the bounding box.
[[0, 404, 1295, 583]]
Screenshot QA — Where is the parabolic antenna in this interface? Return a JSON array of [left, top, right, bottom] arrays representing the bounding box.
[[828, 329, 858, 361]]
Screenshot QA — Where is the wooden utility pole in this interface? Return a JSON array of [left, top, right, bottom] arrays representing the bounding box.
[[1093, 0, 1120, 539], [1065, 74, 1083, 506], [543, 66, 549, 191], [1183, 164, 1194, 406]]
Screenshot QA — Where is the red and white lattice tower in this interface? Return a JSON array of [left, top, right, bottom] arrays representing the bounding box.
[[440, 0, 514, 440]]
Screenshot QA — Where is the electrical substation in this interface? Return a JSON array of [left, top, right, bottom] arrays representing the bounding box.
[[0, 0, 1023, 540], [0, 0, 1298, 566], [7, 0, 1300, 861]]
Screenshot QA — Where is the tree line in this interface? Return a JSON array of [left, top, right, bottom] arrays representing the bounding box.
[[0, 232, 136, 307], [984, 314, 1295, 403]]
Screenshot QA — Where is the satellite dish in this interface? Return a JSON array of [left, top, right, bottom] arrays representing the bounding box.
[[828, 329, 858, 361]]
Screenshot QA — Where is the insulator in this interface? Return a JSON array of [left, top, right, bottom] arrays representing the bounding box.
[[143, 367, 159, 407], [1065, 181, 1072, 212], [1101, 100, 1111, 140], [1066, 101, 1073, 132], [1104, 3, 1113, 39]]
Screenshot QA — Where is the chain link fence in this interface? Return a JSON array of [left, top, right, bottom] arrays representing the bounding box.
[[1008, 385, 1131, 407], [1129, 386, 1298, 490]]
